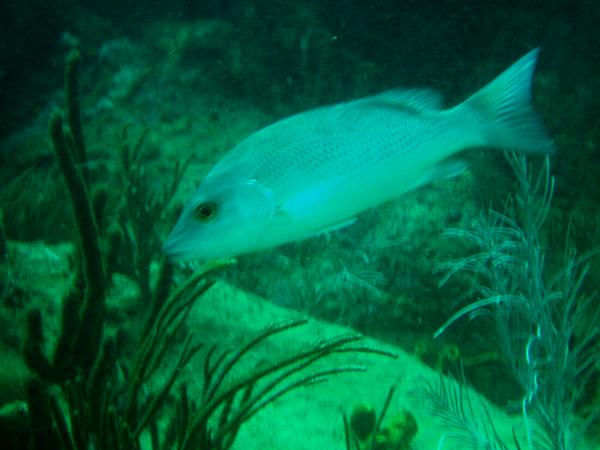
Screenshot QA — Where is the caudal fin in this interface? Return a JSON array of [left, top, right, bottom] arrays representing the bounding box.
[[464, 48, 555, 154]]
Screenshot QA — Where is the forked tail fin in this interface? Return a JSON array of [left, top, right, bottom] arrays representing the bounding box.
[[463, 48, 555, 154]]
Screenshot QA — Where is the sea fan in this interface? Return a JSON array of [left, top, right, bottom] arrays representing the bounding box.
[[434, 153, 600, 450]]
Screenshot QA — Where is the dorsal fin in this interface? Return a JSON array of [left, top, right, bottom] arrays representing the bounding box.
[[360, 88, 444, 114]]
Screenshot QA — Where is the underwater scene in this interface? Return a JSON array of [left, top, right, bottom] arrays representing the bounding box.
[[1, 0, 599, 449]]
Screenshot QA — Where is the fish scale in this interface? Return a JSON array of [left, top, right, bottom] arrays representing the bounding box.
[[241, 109, 427, 192]]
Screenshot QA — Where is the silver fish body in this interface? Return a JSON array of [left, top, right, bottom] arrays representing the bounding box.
[[163, 48, 554, 261]]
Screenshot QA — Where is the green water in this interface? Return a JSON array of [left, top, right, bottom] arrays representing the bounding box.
[[0, 1, 599, 449]]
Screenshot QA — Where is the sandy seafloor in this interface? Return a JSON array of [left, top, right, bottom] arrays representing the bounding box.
[[156, 279, 527, 449], [3, 239, 533, 450]]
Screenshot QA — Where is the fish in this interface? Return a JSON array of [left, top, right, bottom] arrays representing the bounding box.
[[162, 48, 554, 262]]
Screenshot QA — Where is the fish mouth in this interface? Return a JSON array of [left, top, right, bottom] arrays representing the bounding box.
[[161, 245, 187, 262], [161, 233, 198, 262], [161, 245, 200, 263], [161, 216, 196, 261]]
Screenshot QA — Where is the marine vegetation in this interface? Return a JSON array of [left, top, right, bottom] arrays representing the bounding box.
[[11, 50, 398, 450], [344, 386, 418, 450], [415, 372, 512, 450], [426, 153, 600, 449]]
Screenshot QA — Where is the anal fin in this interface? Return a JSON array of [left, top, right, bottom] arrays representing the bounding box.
[[315, 217, 357, 236]]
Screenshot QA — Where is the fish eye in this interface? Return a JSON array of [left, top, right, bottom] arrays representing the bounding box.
[[193, 201, 218, 222]]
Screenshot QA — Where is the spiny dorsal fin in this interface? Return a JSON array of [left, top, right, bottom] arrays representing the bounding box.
[[361, 88, 444, 113]]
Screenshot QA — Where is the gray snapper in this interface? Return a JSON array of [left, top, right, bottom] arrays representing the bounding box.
[[163, 48, 554, 261]]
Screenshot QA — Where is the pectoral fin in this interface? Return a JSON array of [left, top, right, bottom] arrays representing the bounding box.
[[418, 159, 467, 188], [315, 217, 357, 235]]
